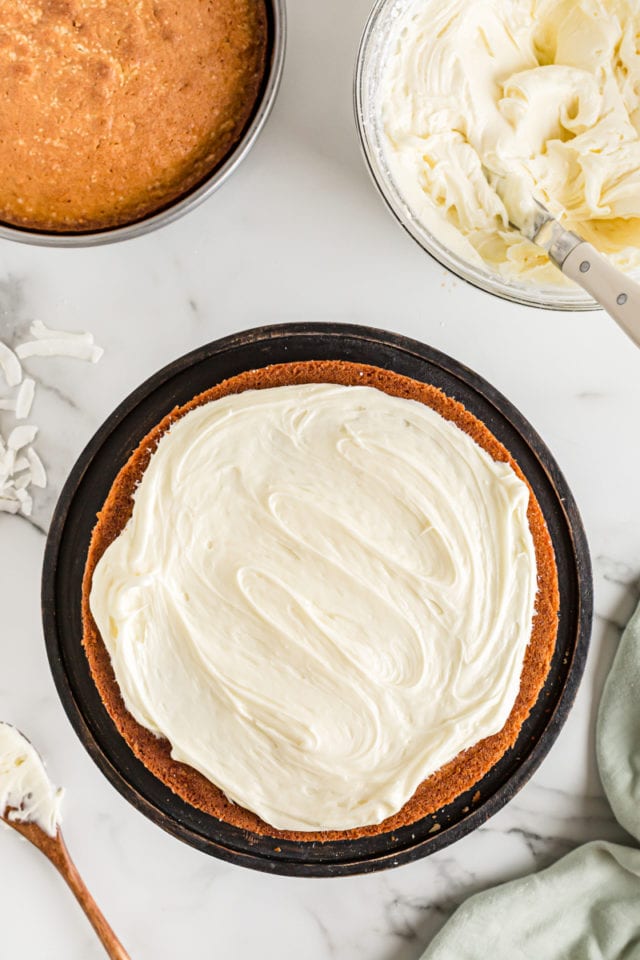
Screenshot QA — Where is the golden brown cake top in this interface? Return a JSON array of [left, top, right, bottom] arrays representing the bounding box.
[[0, 0, 267, 232]]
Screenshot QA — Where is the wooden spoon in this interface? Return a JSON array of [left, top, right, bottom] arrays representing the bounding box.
[[2, 812, 131, 960]]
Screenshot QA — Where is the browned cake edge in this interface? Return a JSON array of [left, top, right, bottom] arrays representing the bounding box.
[[81, 360, 560, 841]]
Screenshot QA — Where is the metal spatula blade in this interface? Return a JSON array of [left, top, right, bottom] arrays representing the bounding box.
[[497, 180, 640, 349]]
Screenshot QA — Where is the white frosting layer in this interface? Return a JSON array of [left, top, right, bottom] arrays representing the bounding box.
[[380, 0, 640, 283], [90, 383, 537, 832], [0, 723, 63, 837]]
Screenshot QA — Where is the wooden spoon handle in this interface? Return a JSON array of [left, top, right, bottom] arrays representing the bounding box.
[[3, 817, 131, 959], [54, 838, 131, 960]]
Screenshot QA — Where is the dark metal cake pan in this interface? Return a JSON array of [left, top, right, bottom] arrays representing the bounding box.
[[42, 323, 592, 876]]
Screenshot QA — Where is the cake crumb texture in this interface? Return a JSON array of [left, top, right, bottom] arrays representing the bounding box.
[[0, 0, 268, 231]]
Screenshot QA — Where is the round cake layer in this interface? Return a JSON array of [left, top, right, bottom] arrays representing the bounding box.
[[0, 0, 267, 232], [81, 361, 559, 841], [89, 382, 538, 831]]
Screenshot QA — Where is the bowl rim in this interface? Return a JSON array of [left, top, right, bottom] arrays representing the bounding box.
[[0, 0, 286, 248], [353, 0, 601, 312], [42, 322, 593, 877]]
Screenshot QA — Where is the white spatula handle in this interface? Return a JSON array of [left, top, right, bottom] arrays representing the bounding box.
[[560, 242, 640, 349]]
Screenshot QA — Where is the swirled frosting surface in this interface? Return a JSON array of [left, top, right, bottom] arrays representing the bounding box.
[[0, 722, 63, 837], [90, 383, 537, 832], [380, 0, 640, 283]]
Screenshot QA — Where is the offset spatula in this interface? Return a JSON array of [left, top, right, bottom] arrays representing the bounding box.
[[509, 196, 640, 348]]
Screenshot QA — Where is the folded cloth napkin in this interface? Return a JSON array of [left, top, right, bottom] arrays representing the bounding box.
[[422, 600, 640, 959]]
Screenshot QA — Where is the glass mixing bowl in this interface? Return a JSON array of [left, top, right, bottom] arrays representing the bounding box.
[[354, 0, 599, 311]]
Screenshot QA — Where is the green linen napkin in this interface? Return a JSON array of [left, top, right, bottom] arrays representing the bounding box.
[[598, 601, 640, 842], [422, 600, 640, 959]]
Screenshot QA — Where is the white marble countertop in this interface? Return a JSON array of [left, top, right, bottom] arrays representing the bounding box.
[[1, 1, 639, 957]]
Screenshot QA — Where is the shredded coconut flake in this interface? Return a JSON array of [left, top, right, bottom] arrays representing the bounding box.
[[0, 447, 16, 478], [0, 341, 22, 387], [15, 378, 35, 420], [30, 320, 94, 344], [16, 339, 103, 363], [0, 433, 37, 515], [15, 488, 33, 516], [14, 473, 31, 490], [0, 320, 103, 521], [8, 425, 38, 451], [26, 448, 47, 488]]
